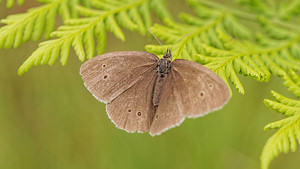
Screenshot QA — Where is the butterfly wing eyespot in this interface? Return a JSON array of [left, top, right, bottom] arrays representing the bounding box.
[[137, 112, 142, 116], [208, 83, 214, 89]]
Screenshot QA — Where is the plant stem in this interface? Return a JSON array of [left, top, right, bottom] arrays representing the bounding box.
[[196, 0, 300, 31]]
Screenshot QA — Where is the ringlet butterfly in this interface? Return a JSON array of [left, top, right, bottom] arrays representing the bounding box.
[[80, 34, 230, 136]]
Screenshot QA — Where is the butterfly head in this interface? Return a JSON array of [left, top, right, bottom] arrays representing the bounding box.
[[157, 49, 172, 77], [162, 48, 172, 60]]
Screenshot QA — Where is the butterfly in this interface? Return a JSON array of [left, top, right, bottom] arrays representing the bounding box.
[[80, 48, 230, 136]]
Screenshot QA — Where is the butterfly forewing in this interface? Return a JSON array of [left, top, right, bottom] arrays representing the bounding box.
[[172, 59, 231, 117], [106, 70, 157, 133], [80, 51, 158, 103]]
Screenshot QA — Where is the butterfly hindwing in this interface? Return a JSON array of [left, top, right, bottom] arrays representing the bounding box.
[[172, 59, 231, 117], [150, 74, 184, 136], [106, 70, 157, 133], [149, 59, 230, 135]]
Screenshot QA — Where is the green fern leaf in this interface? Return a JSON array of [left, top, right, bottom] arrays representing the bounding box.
[[255, 33, 285, 47], [106, 15, 125, 41], [264, 99, 300, 117], [139, 2, 152, 30], [282, 71, 300, 97], [150, 0, 172, 20], [128, 7, 146, 35], [117, 11, 138, 31], [17, 0, 171, 75], [179, 12, 205, 26], [48, 41, 62, 65], [60, 38, 72, 65], [146, 9, 300, 94], [222, 14, 251, 39], [0, 0, 70, 49], [186, 0, 220, 18], [73, 33, 86, 62], [279, 0, 300, 20], [258, 16, 296, 40], [95, 20, 106, 54], [84, 28, 95, 60], [146, 0, 300, 94], [237, 0, 274, 17], [261, 73, 300, 169]]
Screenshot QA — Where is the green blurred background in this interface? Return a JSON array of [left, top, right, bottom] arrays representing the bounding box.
[[1, 1, 300, 169]]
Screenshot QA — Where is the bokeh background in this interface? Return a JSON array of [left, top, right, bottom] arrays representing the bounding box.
[[1, 1, 300, 169]]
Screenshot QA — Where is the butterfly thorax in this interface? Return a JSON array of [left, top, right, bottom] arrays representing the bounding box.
[[153, 49, 172, 107]]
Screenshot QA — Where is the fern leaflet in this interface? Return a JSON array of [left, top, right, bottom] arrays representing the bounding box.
[[237, 0, 274, 17], [0, 0, 73, 49], [261, 71, 300, 169]]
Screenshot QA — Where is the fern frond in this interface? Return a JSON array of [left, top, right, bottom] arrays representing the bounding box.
[[261, 113, 300, 169], [153, 0, 300, 94], [0, 0, 71, 49], [18, 0, 171, 75], [261, 74, 300, 169], [146, 6, 300, 94]]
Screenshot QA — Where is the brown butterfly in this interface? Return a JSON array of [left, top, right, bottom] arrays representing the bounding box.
[[80, 48, 231, 136]]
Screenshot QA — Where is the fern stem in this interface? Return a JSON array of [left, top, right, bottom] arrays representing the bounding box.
[[196, 0, 300, 31], [212, 55, 238, 72]]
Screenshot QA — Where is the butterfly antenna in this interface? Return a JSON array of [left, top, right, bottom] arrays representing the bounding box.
[[148, 29, 164, 48], [170, 34, 191, 50]]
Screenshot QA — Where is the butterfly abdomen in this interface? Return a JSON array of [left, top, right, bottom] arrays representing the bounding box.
[[153, 56, 172, 107], [153, 74, 168, 106]]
